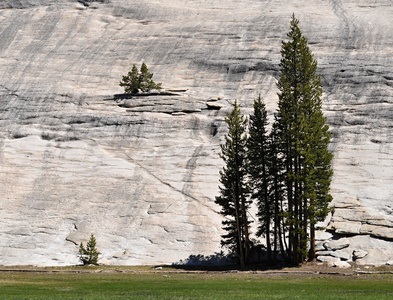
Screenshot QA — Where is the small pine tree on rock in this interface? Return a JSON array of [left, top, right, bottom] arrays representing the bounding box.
[[79, 234, 100, 265], [139, 63, 162, 92], [120, 64, 140, 94], [119, 63, 162, 94]]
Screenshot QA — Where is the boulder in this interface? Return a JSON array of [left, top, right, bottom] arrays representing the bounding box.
[[315, 232, 333, 241], [317, 251, 334, 257], [315, 242, 325, 252], [317, 256, 341, 265], [331, 250, 351, 261], [353, 250, 368, 260], [331, 221, 362, 235], [354, 249, 393, 266], [323, 242, 350, 251], [360, 224, 393, 240], [333, 261, 351, 269], [99, 258, 111, 266]]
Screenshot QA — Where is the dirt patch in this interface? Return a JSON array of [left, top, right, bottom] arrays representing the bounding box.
[[2, 262, 393, 277]]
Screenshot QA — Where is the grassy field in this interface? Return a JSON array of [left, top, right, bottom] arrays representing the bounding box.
[[1, 266, 393, 299]]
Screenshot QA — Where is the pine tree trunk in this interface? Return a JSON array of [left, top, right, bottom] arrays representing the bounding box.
[[280, 197, 289, 261], [266, 217, 272, 262], [278, 216, 287, 262], [300, 157, 307, 262], [308, 222, 316, 261], [273, 213, 278, 263], [294, 154, 301, 264], [234, 125, 246, 268], [265, 172, 272, 262], [287, 146, 294, 262], [241, 195, 250, 265], [233, 188, 245, 268], [301, 191, 308, 262]]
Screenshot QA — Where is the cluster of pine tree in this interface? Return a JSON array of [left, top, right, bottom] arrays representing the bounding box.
[[215, 15, 333, 267], [119, 63, 162, 94]]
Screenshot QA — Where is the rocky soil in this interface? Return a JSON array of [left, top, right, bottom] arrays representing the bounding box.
[[0, 0, 392, 266]]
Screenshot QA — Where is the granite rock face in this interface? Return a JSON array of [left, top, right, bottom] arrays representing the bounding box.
[[0, 0, 392, 266]]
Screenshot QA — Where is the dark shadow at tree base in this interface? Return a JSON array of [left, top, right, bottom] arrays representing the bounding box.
[[166, 251, 298, 271]]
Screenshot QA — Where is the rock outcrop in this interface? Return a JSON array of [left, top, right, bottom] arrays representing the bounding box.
[[0, 0, 392, 266]]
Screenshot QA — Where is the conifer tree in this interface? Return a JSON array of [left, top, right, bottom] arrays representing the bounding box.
[[119, 63, 162, 94], [79, 234, 101, 265], [247, 95, 273, 261], [269, 125, 287, 262], [274, 14, 333, 264], [139, 63, 162, 92], [120, 64, 140, 94], [215, 100, 251, 268], [302, 104, 333, 260]]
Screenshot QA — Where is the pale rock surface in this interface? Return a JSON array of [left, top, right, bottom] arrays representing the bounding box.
[[315, 243, 325, 252], [0, 0, 392, 266], [315, 231, 333, 241], [333, 261, 351, 269], [353, 250, 368, 260], [317, 256, 341, 265], [316, 249, 351, 262], [330, 250, 351, 261], [318, 236, 393, 266], [323, 242, 350, 251]]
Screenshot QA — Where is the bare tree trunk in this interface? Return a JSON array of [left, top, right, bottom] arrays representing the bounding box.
[[266, 217, 272, 262], [273, 216, 278, 263], [280, 197, 289, 261], [308, 222, 316, 261], [233, 185, 245, 268], [241, 195, 250, 265]]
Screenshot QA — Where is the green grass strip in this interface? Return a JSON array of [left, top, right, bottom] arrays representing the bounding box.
[[1, 270, 392, 299]]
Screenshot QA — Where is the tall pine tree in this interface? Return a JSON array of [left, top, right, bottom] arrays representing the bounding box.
[[274, 14, 333, 264], [301, 99, 333, 260], [269, 124, 288, 262], [215, 100, 251, 268], [247, 95, 273, 261]]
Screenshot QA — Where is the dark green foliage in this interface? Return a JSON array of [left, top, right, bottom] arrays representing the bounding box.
[[273, 14, 333, 264], [79, 234, 101, 265], [139, 63, 162, 92], [247, 96, 274, 261], [119, 63, 162, 94], [214, 15, 332, 266], [120, 64, 140, 94], [215, 100, 251, 268], [268, 125, 287, 262], [215, 15, 333, 267]]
